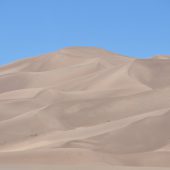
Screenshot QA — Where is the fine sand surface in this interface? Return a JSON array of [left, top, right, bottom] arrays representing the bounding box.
[[0, 47, 170, 169]]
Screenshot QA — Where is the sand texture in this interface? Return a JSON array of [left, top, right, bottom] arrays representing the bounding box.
[[0, 47, 170, 169]]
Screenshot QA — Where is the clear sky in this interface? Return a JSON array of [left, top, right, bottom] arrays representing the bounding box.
[[0, 0, 170, 65]]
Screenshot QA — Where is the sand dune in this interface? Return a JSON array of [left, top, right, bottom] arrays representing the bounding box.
[[0, 47, 170, 169]]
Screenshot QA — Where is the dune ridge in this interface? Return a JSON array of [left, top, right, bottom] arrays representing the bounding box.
[[0, 47, 170, 168]]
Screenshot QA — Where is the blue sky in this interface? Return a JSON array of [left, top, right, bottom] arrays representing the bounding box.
[[0, 0, 170, 65]]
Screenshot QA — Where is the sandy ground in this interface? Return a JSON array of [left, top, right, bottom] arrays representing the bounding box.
[[0, 165, 169, 170], [0, 47, 170, 169]]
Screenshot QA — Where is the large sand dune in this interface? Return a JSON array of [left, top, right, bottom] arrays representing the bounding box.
[[0, 47, 170, 169]]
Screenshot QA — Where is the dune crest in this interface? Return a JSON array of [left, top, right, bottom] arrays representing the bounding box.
[[0, 47, 170, 168]]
